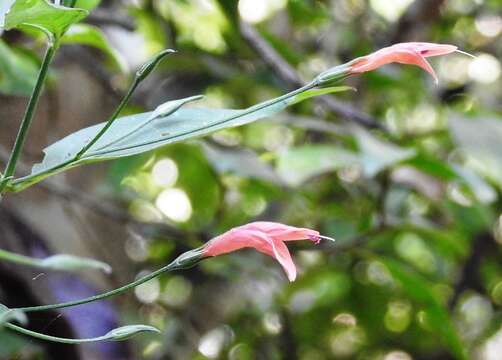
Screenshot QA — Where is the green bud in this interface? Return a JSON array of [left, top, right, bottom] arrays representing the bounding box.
[[0, 304, 27, 326], [136, 49, 176, 82], [106, 325, 160, 341]]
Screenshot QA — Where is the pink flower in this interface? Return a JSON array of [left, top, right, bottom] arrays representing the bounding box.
[[348, 42, 458, 83], [202, 222, 334, 282]]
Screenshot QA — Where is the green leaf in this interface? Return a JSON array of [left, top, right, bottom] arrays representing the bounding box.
[[404, 154, 459, 181], [105, 324, 160, 341], [381, 257, 467, 360], [39, 254, 112, 274], [276, 145, 357, 186], [351, 125, 415, 177], [61, 24, 126, 71], [12, 85, 352, 191], [73, 0, 99, 11], [288, 86, 355, 105], [0, 304, 27, 327], [0, 39, 38, 96], [3, 0, 88, 39]]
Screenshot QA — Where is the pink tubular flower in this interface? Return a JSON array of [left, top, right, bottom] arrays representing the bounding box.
[[202, 222, 335, 282], [348, 42, 458, 83]]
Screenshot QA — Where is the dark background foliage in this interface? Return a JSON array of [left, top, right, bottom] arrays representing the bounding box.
[[0, 0, 501, 359]]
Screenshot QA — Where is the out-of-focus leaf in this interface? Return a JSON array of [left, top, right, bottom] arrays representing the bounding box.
[[381, 257, 467, 360], [12, 86, 352, 191], [452, 164, 497, 204], [404, 154, 458, 181], [2, 0, 88, 38], [74, 0, 99, 11], [132, 8, 166, 55], [276, 128, 415, 186], [450, 116, 502, 188], [0, 39, 38, 96], [201, 142, 283, 185], [61, 24, 126, 71], [351, 126, 415, 177], [0, 304, 27, 327], [39, 254, 112, 274], [276, 145, 357, 186]]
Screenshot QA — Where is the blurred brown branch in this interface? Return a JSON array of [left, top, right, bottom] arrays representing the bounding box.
[[388, 0, 447, 44], [239, 21, 384, 130]]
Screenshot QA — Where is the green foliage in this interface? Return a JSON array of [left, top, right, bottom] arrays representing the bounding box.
[[2, 0, 88, 39], [0, 39, 38, 96], [61, 23, 126, 71]]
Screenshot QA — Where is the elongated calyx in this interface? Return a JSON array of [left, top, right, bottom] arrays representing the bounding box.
[[202, 221, 334, 282]]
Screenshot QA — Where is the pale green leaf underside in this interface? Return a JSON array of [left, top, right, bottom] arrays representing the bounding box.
[[3, 0, 88, 38], [12, 86, 349, 191]]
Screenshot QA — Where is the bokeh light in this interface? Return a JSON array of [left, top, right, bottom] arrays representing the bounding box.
[[369, 0, 414, 22], [475, 15, 502, 38], [238, 0, 287, 24], [155, 188, 193, 222], [134, 275, 161, 304], [151, 158, 178, 187], [468, 53, 501, 84]]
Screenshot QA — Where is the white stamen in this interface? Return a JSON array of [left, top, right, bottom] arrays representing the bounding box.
[[318, 234, 336, 242], [455, 49, 476, 59]]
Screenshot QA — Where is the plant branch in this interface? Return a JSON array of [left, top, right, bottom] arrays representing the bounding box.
[[0, 43, 57, 193], [0, 248, 45, 268], [5, 322, 109, 344], [15, 247, 205, 313]]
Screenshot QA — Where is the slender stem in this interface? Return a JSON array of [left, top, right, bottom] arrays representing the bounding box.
[[0, 248, 43, 267], [16, 247, 204, 313], [5, 323, 108, 344], [74, 77, 140, 159], [0, 44, 57, 193]]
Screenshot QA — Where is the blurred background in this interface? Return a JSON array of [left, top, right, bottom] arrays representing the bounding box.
[[0, 0, 501, 359]]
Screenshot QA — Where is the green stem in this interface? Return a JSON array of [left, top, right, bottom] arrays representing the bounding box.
[[0, 43, 57, 193], [0, 248, 43, 267], [5, 323, 109, 344], [74, 77, 140, 159], [16, 247, 205, 313]]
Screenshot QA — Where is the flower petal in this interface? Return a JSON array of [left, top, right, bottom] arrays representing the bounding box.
[[396, 49, 438, 84], [269, 237, 297, 282]]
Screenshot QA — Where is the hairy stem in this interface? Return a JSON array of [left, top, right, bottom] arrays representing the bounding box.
[[0, 248, 43, 267], [16, 247, 205, 313], [5, 323, 109, 344]]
